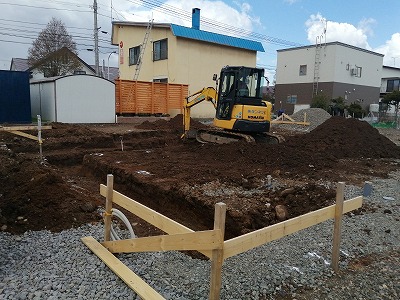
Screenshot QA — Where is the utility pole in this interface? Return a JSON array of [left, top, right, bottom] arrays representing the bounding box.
[[93, 0, 99, 76]]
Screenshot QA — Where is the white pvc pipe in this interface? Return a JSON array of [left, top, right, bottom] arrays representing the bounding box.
[[109, 208, 136, 240]]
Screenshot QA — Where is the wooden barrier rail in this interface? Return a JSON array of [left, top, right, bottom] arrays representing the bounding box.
[[82, 175, 363, 300]]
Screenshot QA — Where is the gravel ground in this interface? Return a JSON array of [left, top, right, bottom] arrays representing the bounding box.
[[272, 108, 332, 132], [0, 168, 399, 300]]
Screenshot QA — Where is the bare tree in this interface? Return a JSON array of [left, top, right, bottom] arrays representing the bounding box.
[[28, 18, 81, 77]]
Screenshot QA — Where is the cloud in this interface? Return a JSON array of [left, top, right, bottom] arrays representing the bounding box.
[[374, 33, 400, 66], [118, 0, 257, 36], [283, 0, 300, 4], [305, 13, 400, 67], [305, 13, 371, 49], [358, 18, 376, 37]]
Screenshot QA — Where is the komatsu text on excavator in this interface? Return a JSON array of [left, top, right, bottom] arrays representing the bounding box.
[[182, 66, 284, 144]]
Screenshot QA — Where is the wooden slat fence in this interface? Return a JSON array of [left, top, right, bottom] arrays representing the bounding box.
[[115, 80, 188, 115]]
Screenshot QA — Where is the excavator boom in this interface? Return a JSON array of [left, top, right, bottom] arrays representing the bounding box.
[[183, 87, 218, 137]]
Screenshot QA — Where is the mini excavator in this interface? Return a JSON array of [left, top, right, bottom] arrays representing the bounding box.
[[182, 66, 284, 144]]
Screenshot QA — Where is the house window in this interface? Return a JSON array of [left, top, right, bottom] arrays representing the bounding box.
[[386, 79, 400, 92], [153, 39, 168, 61], [299, 65, 307, 76], [129, 46, 140, 65], [351, 66, 362, 77], [287, 94, 297, 104], [153, 78, 168, 83]]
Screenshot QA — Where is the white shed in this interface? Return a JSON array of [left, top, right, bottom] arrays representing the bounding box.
[[30, 74, 115, 123]]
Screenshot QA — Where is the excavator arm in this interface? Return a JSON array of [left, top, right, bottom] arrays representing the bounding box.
[[183, 87, 218, 138]]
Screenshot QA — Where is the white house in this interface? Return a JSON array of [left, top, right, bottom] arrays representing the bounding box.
[[10, 47, 96, 82], [275, 41, 384, 114]]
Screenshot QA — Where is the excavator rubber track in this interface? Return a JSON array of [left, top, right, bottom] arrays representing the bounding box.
[[196, 129, 255, 144], [195, 129, 285, 144], [253, 132, 286, 144]]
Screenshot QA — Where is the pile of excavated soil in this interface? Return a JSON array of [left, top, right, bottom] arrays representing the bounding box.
[[0, 116, 399, 236], [136, 114, 207, 131]]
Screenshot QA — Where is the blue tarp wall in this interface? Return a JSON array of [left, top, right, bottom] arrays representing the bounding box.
[[0, 70, 32, 123]]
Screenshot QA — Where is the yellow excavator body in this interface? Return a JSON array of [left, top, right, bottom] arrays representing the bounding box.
[[183, 66, 283, 144]]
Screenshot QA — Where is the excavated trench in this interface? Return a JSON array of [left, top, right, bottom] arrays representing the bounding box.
[[1, 115, 399, 240]]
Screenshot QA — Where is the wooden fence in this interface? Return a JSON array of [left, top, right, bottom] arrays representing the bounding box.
[[115, 79, 188, 115], [82, 174, 363, 299]]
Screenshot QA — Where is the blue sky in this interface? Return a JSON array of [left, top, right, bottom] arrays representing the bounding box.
[[1, 0, 399, 80]]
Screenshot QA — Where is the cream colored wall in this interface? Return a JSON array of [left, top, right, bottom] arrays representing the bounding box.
[[174, 38, 256, 117], [113, 24, 258, 117], [113, 24, 172, 81]]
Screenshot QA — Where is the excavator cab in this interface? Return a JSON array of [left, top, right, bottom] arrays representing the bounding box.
[[214, 66, 272, 133]]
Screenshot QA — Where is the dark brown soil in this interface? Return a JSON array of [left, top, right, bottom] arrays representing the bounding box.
[[0, 115, 399, 238]]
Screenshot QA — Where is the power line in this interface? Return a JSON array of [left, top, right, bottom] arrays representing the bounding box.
[[0, 18, 93, 31], [124, 0, 302, 47], [0, 2, 91, 13]]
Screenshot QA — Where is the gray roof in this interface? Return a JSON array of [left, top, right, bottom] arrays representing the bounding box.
[[10, 58, 30, 71], [107, 66, 119, 82], [277, 41, 384, 57], [90, 65, 119, 82]]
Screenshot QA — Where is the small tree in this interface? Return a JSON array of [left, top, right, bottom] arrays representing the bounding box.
[[382, 90, 400, 128], [311, 93, 330, 111], [28, 18, 81, 77], [330, 96, 347, 116], [347, 102, 365, 118], [262, 87, 275, 104]]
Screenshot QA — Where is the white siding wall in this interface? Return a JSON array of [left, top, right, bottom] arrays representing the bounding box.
[[30, 75, 115, 123], [55, 75, 115, 123], [331, 46, 382, 87], [276, 47, 315, 84]]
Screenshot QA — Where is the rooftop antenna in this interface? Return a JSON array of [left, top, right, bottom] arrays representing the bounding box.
[[321, 17, 327, 46]]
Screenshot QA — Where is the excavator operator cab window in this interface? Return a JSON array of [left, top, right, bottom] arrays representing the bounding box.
[[237, 68, 262, 98], [217, 71, 235, 120], [220, 72, 235, 97]]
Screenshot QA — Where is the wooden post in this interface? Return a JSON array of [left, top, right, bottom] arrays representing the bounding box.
[[37, 115, 43, 162], [151, 81, 155, 115], [104, 174, 114, 242], [332, 182, 345, 272], [166, 83, 170, 115], [209, 202, 226, 300]]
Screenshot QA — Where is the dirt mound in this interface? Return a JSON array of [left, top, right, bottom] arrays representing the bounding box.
[[136, 114, 208, 131], [286, 117, 400, 159], [0, 153, 102, 234]]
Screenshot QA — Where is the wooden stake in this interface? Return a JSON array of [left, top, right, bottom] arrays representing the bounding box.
[[37, 115, 43, 161], [209, 202, 226, 300], [332, 182, 345, 272], [104, 174, 114, 242]]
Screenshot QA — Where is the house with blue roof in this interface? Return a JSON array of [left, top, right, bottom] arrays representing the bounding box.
[[111, 8, 264, 117]]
